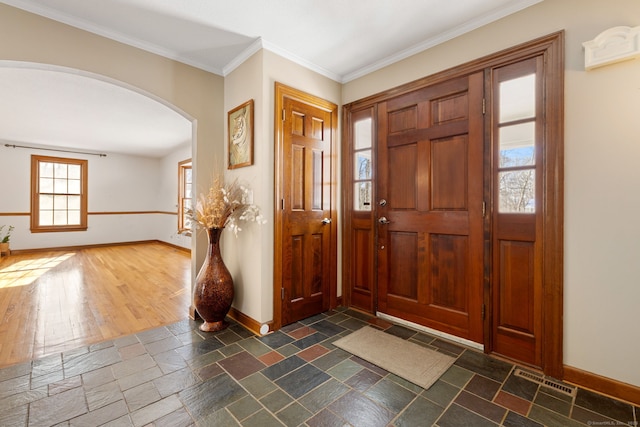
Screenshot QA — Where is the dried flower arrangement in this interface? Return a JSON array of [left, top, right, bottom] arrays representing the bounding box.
[[190, 175, 265, 236], [0, 225, 14, 243]]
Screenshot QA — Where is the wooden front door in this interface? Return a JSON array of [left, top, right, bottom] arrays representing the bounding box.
[[275, 83, 338, 327], [376, 72, 485, 343]]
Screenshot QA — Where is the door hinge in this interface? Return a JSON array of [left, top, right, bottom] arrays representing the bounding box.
[[282, 108, 286, 121], [482, 201, 486, 218], [481, 304, 486, 320], [482, 98, 486, 115], [281, 288, 285, 300]]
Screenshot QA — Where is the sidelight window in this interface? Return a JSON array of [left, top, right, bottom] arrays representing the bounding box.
[[496, 72, 537, 213], [353, 117, 373, 211]]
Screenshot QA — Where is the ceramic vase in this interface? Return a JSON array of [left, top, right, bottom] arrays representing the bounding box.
[[193, 227, 234, 332]]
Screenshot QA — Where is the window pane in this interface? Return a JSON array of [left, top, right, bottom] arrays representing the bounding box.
[[53, 210, 68, 225], [499, 73, 535, 123], [54, 195, 68, 210], [40, 162, 54, 178], [54, 163, 68, 178], [354, 182, 372, 211], [355, 151, 372, 180], [54, 178, 68, 194], [40, 178, 53, 193], [68, 164, 81, 179], [185, 183, 192, 198], [354, 118, 372, 150], [40, 195, 53, 209], [499, 169, 535, 213], [67, 210, 81, 225], [39, 210, 53, 226], [68, 195, 81, 210], [68, 179, 81, 194], [185, 169, 192, 183], [499, 122, 535, 167]]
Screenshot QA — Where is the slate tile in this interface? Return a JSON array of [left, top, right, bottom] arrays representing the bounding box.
[[68, 399, 128, 427], [309, 319, 346, 337], [306, 408, 347, 427], [239, 372, 277, 399], [501, 374, 539, 401], [179, 373, 247, 419], [575, 387, 636, 424], [494, 390, 531, 416], [237, 337, 272, 357], [143, 335, 182, 356], [393, 396, 444, 427], [503, 410, 544, 427], [0, 402, 28, 426], [123, 381, 161, 412], [440, 364, 474, 388], [110, 354, 156, 380], [422, 379, 460, 408], [0, 361, 31, 382], [292, 332, 329, 349], [32, 353, 63, 378], [364, 378, 417, 414], [85, 380, 123, 411], [298, 378, 350, 413], [454, 390, 506, 423], [465, 373, 502, 400], [528, 404, 585, 427], [454, 349, 513, 382], [63, 347, 122, 378], [275, 364, 331, 399], [227, 395, 262, 421], [344, 367, 383, 392], [152, 349, 188, 374], [533, 389, 571, 416], [117, 366, 163, 391], [431, 338, 465, 356], [0, 374, 29, 399], [150, 407, 194, 427], [152, 366, 199, 397], [242, 409, 284, 427], [261, 355, 306, 381], [218, 351, 265, 381], [260, 388, 293, 412], [257, 331, 293, 349], [129, 394, 183, 427], [328, 390, 395, 427], [29, 386, 88, 426], [436, 403, 498, 427], [310, 348, 351, 371], [135, 327, 172, 344], [277, 401, 313, 427]]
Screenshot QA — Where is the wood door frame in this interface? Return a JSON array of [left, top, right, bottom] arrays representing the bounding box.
[[342, 32, 564, 378], [273, 82, 339, 331]]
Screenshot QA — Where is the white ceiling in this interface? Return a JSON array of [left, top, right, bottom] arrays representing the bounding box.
[[0, 0, 542, 158]]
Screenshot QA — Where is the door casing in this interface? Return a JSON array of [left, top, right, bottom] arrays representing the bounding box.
[[341, 32, 564, 378], [273, 82, 339, 330]]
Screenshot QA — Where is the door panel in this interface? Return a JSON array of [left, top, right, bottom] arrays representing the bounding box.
[[278, 90, 336, 326], [377, 72, 484, 343], [491, 57, 544, 367]]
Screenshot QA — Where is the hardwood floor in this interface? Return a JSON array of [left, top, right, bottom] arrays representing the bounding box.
[[0, 242, 191, 368]]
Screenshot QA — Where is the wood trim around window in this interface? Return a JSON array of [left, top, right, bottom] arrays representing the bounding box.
[[30, 155, 88, 233]]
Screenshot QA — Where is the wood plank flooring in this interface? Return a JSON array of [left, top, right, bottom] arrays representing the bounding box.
[[0, 242, 191, 368]]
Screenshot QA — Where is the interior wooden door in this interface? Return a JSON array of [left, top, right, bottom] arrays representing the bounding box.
[[376, 72, 485, 343], [276, 84, 337, 326]]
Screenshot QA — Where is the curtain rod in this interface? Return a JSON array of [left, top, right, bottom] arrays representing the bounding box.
[[4, 143, 107, 157]]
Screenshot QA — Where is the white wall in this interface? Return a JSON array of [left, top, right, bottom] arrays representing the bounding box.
[[0, 141, 191, 250], [342, 0, 640, 388]]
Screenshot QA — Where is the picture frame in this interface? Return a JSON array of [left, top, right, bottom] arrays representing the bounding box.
[[228, 99, 254, 169]]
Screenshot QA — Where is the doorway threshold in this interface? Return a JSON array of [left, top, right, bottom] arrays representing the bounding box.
[[376, 312, 484, 351]]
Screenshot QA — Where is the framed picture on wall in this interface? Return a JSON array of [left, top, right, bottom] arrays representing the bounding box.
[[228, 99, 254, 169]]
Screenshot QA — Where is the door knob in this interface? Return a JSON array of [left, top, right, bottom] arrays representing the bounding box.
[[322, 218, 332, 224], [378, 216, 390, 225]]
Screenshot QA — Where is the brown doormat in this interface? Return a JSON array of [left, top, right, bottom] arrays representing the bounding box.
[[333, 326, 455, 390]]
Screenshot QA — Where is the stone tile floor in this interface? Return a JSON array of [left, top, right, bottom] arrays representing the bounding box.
[[0, 307, 638, 426]]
